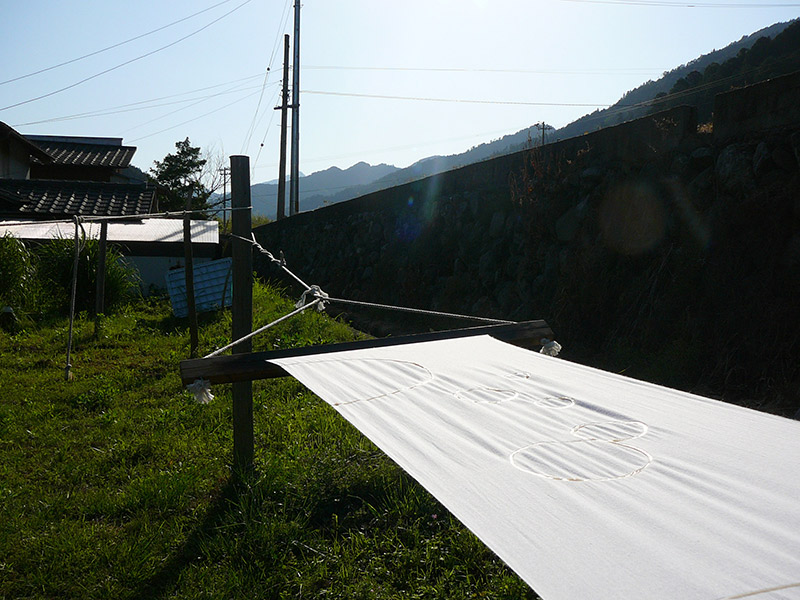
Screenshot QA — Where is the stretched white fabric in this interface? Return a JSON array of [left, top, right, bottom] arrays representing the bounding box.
[[270, 336, 800, 600]]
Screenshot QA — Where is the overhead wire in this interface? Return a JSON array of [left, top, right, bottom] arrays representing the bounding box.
[[560, 0, 800, 6], [127, 88, 263, 143], [302, 90, 613, 108], [244, 0, 294, 159], [0, 0, 255, 112], [249, 88, 282, 177], [0, 0, 239, 87], [304, 65, 668, 75], [122, 80, 275, 135], [13, 77, 271, 127]]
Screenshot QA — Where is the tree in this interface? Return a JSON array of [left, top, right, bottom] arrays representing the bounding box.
[[150, 138, 210, 212]]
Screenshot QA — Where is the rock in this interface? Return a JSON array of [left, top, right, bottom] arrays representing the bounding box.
[[489, 210, 506, 238], [555, 198, 588, 242], [580, 166, 604, 183], [772, 146, 797, 172], [690, 147, 715, 170], [783, 233, 800, 270], [478, 248, 498, 284], [752, 141, 773, 178], [791, 131, 800, 168], [471, 296, 496, 318], [715, 144, 754, 195], [0, 306, 19, 333], [495, 282, 519, 314], [671, 153, 690, 176]]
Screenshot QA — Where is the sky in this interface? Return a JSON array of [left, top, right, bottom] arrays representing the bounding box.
[[2, 1, 799, 184]]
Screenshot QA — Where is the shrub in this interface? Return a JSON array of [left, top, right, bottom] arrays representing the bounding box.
[[0, 233, 52, 318], [34, 237, 140, 314]]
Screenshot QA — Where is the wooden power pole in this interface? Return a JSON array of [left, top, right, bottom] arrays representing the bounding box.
[[275, 34, 290, 220], [289, 0, 301, 216]]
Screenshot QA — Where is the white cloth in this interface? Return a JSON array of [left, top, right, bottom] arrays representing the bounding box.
[[270, 336, 800, 600]]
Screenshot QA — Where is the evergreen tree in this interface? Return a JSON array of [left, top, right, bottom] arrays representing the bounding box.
[[150, 138, 210, 212]]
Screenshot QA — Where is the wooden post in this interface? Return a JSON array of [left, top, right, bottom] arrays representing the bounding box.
[[230, 155, 253, 474], [179, 319, 555, 386], [94, 220, 108, 339], [184, 188, 199, 358]]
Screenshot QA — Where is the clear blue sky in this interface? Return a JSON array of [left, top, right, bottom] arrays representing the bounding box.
[[2, 1, 798, 183]]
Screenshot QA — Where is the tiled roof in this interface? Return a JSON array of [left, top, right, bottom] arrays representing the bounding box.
[[27, 139, 136, 168], [0, 122, 53, 162], [0, 179, 155, 217]]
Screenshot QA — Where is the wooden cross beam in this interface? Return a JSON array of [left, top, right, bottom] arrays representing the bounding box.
[[180, 319, 554, 386]]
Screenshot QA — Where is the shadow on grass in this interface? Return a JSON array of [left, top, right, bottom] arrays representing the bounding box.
[[127, 475, 245, 600]]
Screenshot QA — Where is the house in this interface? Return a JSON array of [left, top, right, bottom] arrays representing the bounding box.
[[0, 121, 220, 294]]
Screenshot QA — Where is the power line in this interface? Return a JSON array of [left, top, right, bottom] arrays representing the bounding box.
[[127, 89, 263, 143], [560, 0, 800, 6], [302, 90, 613, 108], [242, 0, 293, 155], [0, 0, 239, 87], [250, 1, 295, 173], [122, 81, 274, 135], [13, 78, 274, 127], [304, 65, 668, 75], [0, 0, 254, 112]]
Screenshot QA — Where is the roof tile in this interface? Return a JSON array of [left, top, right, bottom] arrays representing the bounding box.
[[0, 179, 155, 217], [28, 140, 136, 168]]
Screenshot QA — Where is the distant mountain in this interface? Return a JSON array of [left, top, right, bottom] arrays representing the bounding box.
[[552, 19, 799, 141], [250, 161, 398, 217], [241, 19, 798, 218]]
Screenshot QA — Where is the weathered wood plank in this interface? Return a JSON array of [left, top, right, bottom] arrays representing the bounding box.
[[180, 319, 554, 386]]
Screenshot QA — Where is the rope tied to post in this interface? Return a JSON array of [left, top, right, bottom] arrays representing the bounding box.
[[297, 285, 329, 311], [186, 378, 214, 404]]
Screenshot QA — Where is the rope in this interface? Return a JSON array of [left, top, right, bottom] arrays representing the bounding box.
[[200, 234, 516, 366], [228, 233, 312, 291], [318, 295, 515, 325], [231, 233, 515, 325], [203, 298, 322, 358]]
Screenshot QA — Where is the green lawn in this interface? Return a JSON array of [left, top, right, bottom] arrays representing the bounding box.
[[0, 282, 537, 599]]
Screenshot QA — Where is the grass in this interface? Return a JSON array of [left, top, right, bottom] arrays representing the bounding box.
[[0, 281, 537, 599]]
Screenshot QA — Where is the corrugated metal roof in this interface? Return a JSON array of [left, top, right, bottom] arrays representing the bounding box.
[[0, 179, 155, 217], [0, 218, 219, 245], [26, 138, 136, 168], [165, 258, 232, 318]]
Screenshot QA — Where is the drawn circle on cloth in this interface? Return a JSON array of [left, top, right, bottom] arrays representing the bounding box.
[[303, 358, 434, 406], [510, 439, 652, 481], [719, 583, 800, 599], [571, 421, 648, 442], [534, 396, 575, 409], [506, 371, 531, 380], [455, 387, 519, 404]]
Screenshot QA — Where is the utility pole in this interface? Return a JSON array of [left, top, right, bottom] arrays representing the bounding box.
[[289, 0, 301, 216], [218, 166, 230, 231], [274, 34, 290, 220], [535, 122, 554, 147]]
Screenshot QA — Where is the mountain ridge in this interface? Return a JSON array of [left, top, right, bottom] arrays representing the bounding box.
[[248, 18, 798, 218]]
